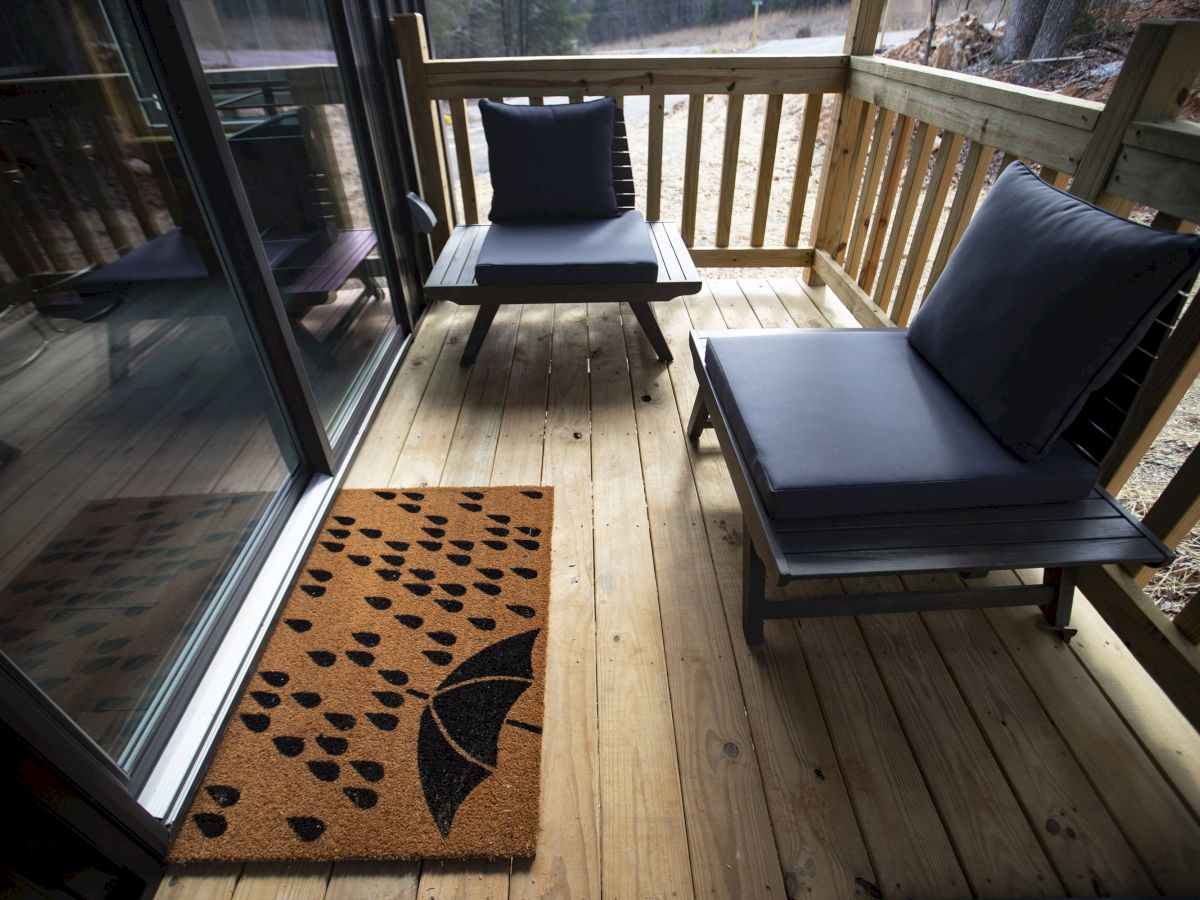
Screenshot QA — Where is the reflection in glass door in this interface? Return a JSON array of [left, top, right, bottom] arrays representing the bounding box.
[[181, 0, 402, 438], [0, 0, 302, 771]]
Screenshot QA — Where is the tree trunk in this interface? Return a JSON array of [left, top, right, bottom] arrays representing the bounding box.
[[1028, 0, 1079, 59], [993, 0, 1047, 63], [923, 0, 941, 65]]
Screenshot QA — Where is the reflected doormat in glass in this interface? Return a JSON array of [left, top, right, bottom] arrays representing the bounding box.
[[170, 486, 552, 862], [0, 493, 265, 757]]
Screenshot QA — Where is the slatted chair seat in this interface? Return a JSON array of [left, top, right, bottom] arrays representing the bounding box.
[[421, 103, 701, 366]]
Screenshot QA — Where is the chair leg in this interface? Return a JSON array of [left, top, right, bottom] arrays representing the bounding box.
[[629, 302, 673, 362], [461, 305, 499, 366], [687, 392, 710, 443], [1040, 566, 1079, 641], [742, 528, 766, 646]]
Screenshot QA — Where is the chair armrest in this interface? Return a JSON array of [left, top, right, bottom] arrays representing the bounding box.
[[406, 192, 438, 235]]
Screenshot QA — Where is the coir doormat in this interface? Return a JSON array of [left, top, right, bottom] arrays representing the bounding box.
[[170, 486, 552, 862]]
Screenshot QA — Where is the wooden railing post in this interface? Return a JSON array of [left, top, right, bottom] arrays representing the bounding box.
[[1124, 443, 1200, 590], [804, 0, 886, 286], [1175, 589, 1200, 643], [1069, 19, 1200, 207], [394, 13, 453, 254]]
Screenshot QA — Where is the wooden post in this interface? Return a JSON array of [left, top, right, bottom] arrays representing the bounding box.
[[1070, 19, 1200, 207], [394, 13, 453, 254], [1175, 591, 1200, 643], [804, 0, 887, 285], [1124, 443, 1200, 590], [1078, 564, 1200, 730]]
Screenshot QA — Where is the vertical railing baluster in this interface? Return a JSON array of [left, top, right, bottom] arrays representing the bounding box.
[[784, 93, 822, 248], [681, 94, 705, 247], [872, 120, 934, 315], [750, 94, 783, 248], [449, 98, 478, 224], [892, 130, 963, 325], [647, 95, 665, 222], [716, 94, 745, 248]]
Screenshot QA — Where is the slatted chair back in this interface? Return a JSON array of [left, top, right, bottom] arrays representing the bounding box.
[[1064, 287, 1190, 467], [612, 104, 635, 210]]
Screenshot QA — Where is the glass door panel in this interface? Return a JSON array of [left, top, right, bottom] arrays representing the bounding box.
[[0, 0, 301, 770], [181, 0, 401, 438]]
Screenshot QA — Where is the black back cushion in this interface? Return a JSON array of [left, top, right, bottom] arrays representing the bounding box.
[[908, 162, 1200, 461], [480, 97, 619, 221]]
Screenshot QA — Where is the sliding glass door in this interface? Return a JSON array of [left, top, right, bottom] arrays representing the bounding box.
[[0, 0, 420, 878], [180, 0, 405, 439], [0, 0, 302, 772]]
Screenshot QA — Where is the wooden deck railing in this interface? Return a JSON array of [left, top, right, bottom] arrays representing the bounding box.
[[400, 11, 1200, 724], [393, 13, 846, 267]]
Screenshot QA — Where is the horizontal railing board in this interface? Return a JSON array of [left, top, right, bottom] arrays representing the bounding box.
[[688, 247, 816, 267], [1107, 144, 1200, 223], [424, 55, 848, 99], [1125, 119, 1200, 165], [847, 69, 1093, 174], [850, 56, 1102, 129], [812, 249, 892, 327]]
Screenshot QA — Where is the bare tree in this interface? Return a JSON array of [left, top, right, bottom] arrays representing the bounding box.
[[923, 0, 941, 65], [993, 0, 1045, 62], [993, 0, 1081, 77], [1028, 0, 1080, 59]]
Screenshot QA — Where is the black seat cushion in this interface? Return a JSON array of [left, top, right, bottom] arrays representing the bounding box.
[[480, 98, 619, 221], [908, 162, 1200, 462], [705, 329, 1099, 519], [474, 209, 658, 286]]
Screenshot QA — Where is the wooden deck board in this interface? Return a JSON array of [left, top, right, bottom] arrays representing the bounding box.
[[665, 289, 881, 898], [587, 300, 694, 898], [508, 303, 601, 898], [915, 582, 1159, 896], [857, 607, 1063, 897], [156, 281, 1200, 900], [984, 575, 1200, 894], [623, 307, 785, 898]]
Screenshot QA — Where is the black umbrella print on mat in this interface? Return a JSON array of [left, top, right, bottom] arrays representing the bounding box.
[[417, 629, 540, 837]]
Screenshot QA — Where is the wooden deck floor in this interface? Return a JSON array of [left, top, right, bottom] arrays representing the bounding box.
[[159, 279, 1200, 900]]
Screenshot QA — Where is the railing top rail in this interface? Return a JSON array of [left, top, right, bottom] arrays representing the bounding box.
[[849, 55, 1104, 125], [425, 53, 849, 71], [422, 54, 848, 99]]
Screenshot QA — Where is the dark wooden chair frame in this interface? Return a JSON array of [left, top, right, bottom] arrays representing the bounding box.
[[687, 318, 1180, 646], [421, 103, 701, 366]]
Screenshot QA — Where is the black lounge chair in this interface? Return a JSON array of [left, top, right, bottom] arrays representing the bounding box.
[[421, 98, 701, 365], [688, 163, 1200, 644]]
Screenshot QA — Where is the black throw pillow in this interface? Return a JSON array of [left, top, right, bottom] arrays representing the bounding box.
[[479, 97, 618, 221], [907, 162, 1200, 461]]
